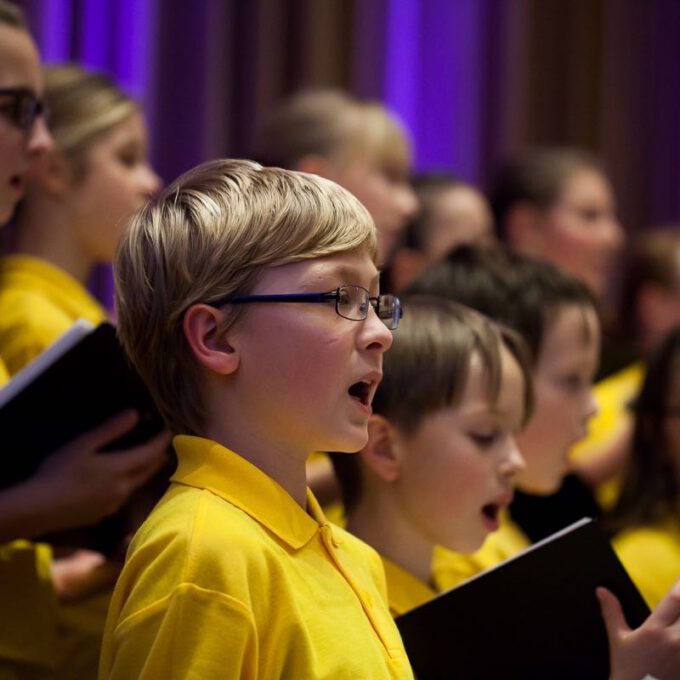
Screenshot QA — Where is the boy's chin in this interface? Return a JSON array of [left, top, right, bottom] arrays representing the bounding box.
[[326, 430, 369, 454], [515, 474, 562, 496], [443, 533, 488, 556]]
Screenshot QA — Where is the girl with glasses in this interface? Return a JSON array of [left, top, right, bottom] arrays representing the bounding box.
[[0, 6, 168, 677]]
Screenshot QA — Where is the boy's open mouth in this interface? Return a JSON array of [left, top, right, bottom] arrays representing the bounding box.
[[348, 380, 371, 406], [481, 504, 499, 521]]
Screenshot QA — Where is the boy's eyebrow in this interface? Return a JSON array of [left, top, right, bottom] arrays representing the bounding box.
[[306, 265, 380, 290]]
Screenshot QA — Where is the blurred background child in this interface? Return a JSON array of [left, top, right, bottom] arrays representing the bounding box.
[[387, 173, 495, 294], [490, 146, 624, 311], [0, 63, 161, 374], [257, 88, 418, 267], [439, 149, 627, 536], [572, 228, 680, 507], [607, 325, 680, 608]]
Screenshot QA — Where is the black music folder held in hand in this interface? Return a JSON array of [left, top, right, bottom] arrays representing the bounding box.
[[395, 518, 650, 680], [0, 320, 166, 552]]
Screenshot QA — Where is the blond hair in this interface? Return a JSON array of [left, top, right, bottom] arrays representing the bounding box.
[[115, 158, 377, 434], [260, 89, 412, 178], [43, 64, 137, 177]]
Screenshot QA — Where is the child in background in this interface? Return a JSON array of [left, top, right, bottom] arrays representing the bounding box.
[[0, 4, 168, 677], [573, 228, 680, 507], [258, 89, 418, 266], [99, 158, 413, 679], [0, 63, 161, 374], [406, 245, 603, 567], [608, 325, 680, 608], [331, 296, 531, 615], [490, 146, 624, 306], [489, 147, 630, 528], [388, 173, 495, 293]]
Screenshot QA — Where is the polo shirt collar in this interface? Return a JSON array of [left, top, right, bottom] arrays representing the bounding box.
[[382, 556, 436, 616], [171, 435, 327, 550]]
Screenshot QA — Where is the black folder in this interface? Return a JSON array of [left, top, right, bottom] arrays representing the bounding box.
[[396, 518, 650, 680], [0, 321, 167, 553]]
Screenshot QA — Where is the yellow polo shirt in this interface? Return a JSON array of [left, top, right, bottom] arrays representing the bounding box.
[[0, 541, 56, 678], [613, 517, 680, 609], [431, 512, 530, 591], [0, 254, 107, 375], [381, 557, 436, 617], [100, 436, 413, 679]]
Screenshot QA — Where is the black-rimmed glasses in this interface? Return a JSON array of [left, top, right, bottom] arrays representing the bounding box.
[[0, 87, 48, 133], [211, 284, 402, 330]]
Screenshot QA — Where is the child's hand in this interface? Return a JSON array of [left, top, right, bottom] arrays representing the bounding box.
[[33, 410, 171, 532], [598, 582, 680, 680], [51, 549, 121, 602]]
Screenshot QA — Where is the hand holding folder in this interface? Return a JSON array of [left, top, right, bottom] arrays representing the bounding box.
[[0, 321, 170, 553]]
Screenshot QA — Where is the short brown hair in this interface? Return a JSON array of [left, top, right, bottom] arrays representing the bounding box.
[[332, 295, 533, 512], [490, 147, 603, 242], [115, 158, 377, 434]]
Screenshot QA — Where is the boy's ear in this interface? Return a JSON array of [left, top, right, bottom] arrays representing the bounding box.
[[360, 414, 403, 483], [504, 202, 545, 255], [182, 304, 240, 376]]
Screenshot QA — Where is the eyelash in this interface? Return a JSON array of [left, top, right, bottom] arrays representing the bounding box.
[[118, 153, 138, 167], [471, 432, 498, 448]]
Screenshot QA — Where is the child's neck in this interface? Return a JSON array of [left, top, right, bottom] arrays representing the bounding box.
[[346, 492, 434, 584], [203, 421, 309, 509], [16, 198, 95, 285]]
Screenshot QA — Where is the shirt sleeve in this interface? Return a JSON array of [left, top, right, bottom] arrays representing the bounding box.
[[101, 582, 258, 680]]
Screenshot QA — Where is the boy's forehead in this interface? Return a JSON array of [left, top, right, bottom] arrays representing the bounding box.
[[261, 250, 379, 289], [0, 26, 42, 92]]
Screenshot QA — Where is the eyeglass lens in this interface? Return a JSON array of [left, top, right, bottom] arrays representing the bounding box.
[[0, 90, 45, 132], [336, 286, 400, 330]]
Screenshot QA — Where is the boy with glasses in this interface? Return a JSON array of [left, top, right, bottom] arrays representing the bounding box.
[[99, 158, 412, 679]]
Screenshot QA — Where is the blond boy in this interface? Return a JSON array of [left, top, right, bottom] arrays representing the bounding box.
[[99, 159, 413, 679]]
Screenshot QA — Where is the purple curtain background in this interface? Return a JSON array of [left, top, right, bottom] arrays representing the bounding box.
[[19, 0, 680, 308]]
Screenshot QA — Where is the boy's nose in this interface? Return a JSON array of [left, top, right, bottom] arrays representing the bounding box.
[[501, 436, 526, 478], [360, 305, 394, 352], [140, 164, 162, 198], [398, 183, 419, 222], [585, 389, 599, 422]]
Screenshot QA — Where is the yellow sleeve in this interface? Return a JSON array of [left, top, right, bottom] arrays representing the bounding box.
[[100, 583, 258, 680], [0, 293, 76, 375], [613, 525, 680, 610], [0, 541, 56, 671]]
